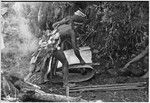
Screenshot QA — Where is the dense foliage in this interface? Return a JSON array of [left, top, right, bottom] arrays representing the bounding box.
[[1, 1, 148, 77]]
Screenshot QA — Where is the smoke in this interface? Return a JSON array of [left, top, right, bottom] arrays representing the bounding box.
[[17, 17, 38, 56], [1, 2, 40, 77], [9, 2, 39, 57]]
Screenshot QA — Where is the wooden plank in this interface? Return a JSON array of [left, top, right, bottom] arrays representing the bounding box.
[[69, 86, 145, 92], [69, 82, 147, 90], [69, 82, 146, 92]]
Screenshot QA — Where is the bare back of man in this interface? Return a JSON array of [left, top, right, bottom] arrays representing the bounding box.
[[57, 23, 85, 64], [47, 10, 86, 86]]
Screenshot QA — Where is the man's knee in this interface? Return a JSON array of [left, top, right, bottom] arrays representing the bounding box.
[[73, 48, 80, 54], [41, 65, 48, 73], [62, 60, 69, 67]]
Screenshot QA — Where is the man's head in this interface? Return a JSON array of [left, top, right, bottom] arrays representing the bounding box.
[[74, 10, 86, 17]]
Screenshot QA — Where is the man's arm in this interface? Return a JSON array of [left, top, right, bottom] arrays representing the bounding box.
[[52, 16, 71, 29]]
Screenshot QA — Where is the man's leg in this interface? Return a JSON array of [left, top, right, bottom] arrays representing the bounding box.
[[53, 50, 69, 96], [41, 55, 50, 83], [49, 56, 57, 79], [53, 50, 69, 86], [70, 30, 85, 64]]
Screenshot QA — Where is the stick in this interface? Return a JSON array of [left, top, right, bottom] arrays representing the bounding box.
[[68, 63, 100, 68], [69, 82, 146, 92], [69, 82, 146, 90], [66, 86, 70, 102], [59, 82, 146, 93], [69, 86, 145, 92], [121, 46, 148, 72]]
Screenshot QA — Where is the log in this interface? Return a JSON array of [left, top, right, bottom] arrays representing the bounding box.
[[2, 73, 87, 102], [21, 89, 87, 102], [121, 46, 148, 72]]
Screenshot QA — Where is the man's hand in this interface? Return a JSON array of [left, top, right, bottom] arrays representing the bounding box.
[[40, 42, 47, 47], [52, 17, 70, 29]]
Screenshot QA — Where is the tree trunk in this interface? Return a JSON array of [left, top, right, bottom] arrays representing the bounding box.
[[38, 3, 49, 31]]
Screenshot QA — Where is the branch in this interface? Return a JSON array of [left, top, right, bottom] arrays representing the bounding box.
[[121, 46, 148, 72]]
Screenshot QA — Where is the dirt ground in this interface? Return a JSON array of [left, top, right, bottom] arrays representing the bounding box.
[[38, 72, 148, 102], [1, 53, 148, 102]]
